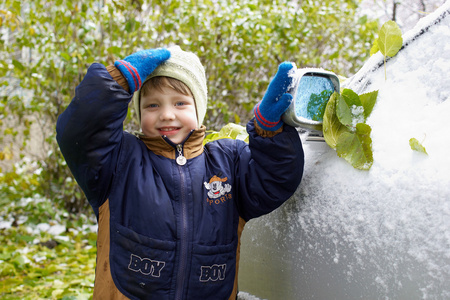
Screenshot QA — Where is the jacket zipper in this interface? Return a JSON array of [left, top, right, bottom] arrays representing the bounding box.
[[162, 133, 192, 300], [175, 158, 188, 300], [161, 136, 188, 300], [176, 144, 187, 166]]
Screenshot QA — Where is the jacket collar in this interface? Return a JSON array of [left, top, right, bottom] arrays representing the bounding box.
[[137, 126, 206, 160]]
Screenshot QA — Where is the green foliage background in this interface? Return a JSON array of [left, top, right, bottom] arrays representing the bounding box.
[[0, 0, 378, 298]]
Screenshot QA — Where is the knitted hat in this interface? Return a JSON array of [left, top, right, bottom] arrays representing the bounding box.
[[133, 46, 208, 128]]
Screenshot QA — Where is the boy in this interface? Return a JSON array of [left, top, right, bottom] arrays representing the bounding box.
[[56, 46, 304, 300]]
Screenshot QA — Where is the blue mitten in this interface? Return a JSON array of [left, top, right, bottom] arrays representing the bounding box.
[[254, 62, 296, 131], [114, 48, 171, 94]]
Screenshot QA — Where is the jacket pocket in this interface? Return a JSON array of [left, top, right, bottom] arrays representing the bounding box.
[[110, 222, 176, 300], [187, 240, 238, 300]]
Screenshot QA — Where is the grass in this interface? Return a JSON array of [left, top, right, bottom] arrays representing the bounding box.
[[0, 197, 97, 300]]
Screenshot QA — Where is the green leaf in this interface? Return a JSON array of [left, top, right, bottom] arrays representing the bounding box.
[[378, 20, 403, 57], [12, 254, 27, 268], [307, 89, 333, 121], [323, 92, 350, 149], [61, 52, 71, 61], [12, 59, 25, 71], [17, 234, 35, 242], [336, 123, 373, 170], [377, 20, 403, 80], [107, 46, 122, 57], [12, 0, 21, 11], [204, 123, 249, 145], [125, 20, 134, 32], [409, 138, 428, 155], [370, 38, 379, 56], [0, 251, 12, 260], [359, 90, 378, 119], [358, 15, 368, 25], [61, 296, 78, 300], [336, 89, 363, 129], [0, 262, 16, 276]]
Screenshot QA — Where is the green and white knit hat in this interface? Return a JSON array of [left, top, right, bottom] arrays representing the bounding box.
[[133, 46, 208, 128]]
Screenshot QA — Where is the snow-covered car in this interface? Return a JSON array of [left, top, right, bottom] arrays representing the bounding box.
[[238, 3, 450, 299]]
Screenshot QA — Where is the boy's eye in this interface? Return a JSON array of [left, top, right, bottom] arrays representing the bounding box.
[[148, 104, 158, 108], [175, 102, 185, 107]]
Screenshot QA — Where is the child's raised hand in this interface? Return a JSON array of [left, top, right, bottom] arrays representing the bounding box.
[[254, 62, 296, 131], [114, 48, 171, 93]]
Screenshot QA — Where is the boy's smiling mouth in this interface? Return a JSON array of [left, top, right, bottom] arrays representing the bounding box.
[[159, 127, 181, 135]]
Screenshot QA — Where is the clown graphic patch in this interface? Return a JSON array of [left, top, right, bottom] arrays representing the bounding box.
[[204, 175, 232, 205]]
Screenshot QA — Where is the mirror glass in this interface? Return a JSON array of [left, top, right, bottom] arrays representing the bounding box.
[[294, 75, 335, 122]]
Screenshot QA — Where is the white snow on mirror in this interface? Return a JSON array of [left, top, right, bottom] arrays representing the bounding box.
[[294, 75, 334, 122], [282, 68, 339, 130]]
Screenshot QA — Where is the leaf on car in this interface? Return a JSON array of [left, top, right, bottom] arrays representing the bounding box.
[[378, 20, 403, 57], [323, 92, 350, 149], [409, 138, 428, 155], [336, 89, 363, 129], [336, 123, 373, 170], [359, 90, 378, 119]]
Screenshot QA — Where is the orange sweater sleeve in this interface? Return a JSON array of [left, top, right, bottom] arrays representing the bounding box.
[[106, 65, 130, 93]]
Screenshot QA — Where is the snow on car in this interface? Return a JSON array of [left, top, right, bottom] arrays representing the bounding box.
[[238, 3, 450, 299]]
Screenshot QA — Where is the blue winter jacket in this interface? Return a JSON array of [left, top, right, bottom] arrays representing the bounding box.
[[56, 63, 304, 300]]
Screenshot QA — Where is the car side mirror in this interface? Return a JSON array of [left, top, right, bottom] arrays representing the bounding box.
[[282, 68, 340, 131]]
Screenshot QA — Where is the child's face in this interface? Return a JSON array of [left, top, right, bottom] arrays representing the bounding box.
[[140, 86, 198, 144]]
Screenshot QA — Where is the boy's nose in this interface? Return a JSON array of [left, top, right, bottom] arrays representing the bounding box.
[[160, 107, 175, 121]]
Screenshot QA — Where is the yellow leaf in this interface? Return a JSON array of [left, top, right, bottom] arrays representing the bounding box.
[[409, 137, 428, 155], [52, 289, 64, 298], [0, 146, 13, 160]]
